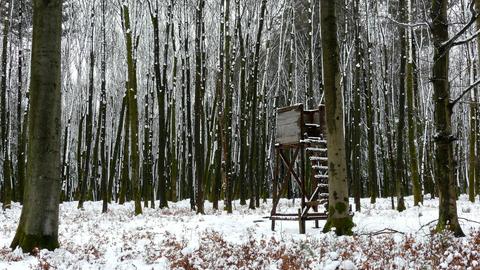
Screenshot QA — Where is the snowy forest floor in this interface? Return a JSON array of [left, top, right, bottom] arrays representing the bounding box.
[[2, 196, 480, 270]]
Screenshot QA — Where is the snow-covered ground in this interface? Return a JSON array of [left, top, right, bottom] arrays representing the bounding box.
[[1, 196, 480, 269]]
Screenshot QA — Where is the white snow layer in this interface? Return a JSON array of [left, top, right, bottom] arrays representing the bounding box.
[[1, 195, 480, 269]]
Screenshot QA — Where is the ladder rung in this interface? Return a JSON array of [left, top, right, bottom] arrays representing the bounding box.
[[319, 193, 329, 198], [312, 165, 329, 170], [314, 175, 328, 180], [306, 147, 327, 152], [302, 138, 327, 144], [305, 123, 321, 128], [310, 156, 328, 162]]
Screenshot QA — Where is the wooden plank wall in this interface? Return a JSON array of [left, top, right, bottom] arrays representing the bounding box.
[[276, 109, 302, 144]]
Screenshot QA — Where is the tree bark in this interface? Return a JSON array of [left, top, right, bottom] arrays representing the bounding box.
[[320, 0, 354, 236], [396, 0, 407, 212], [194, 0, 206, 214], [407, 0, 422, 206], [431, 0, 464, 237], [10, 0, 63, 252], [122, 3, 142, 215]]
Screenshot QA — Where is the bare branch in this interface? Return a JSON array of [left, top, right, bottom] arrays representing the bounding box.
[[357, 228, 406, 236], [452, 29, 480, 46], [383, 15, 430, 29], [459, 217, 480, 225], [416, 219, 438, 233], [441, 0, 479, 50], [450, 78, 480, 108]]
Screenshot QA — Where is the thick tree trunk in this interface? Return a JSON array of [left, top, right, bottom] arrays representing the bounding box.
[[430, 0, 464, 237], [320, 0, 353, 236], [10, 0, 63, 252]]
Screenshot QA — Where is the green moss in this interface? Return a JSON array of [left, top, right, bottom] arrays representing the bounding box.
[[323, 216, 354, 236], [335, 202, 347, 214], [435, 218, 465, 237], [11, 230, 59, 253]]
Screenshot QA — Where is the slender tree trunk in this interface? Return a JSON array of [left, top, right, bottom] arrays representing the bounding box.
[[100, 0, 108, 213], [183, 4, 195, 210], [1, 0, 12, 210], [122, 3, 142, 215], [237, 0, 247, 205], [364, 0, 377, 204], [223, 0, 234, 213], [194, 0, 206, 214], [119, 105, 129, 204], [406, 0, 422, 206], [396, 0, 407, 212], [352, 0, 362, 211], [78, 6, 96, 209], [16, 0, 25, 204], [247, 0, 267, 210], [108, 97, 126, 203]]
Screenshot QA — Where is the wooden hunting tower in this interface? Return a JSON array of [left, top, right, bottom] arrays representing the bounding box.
[[270, 104, 329, 234]]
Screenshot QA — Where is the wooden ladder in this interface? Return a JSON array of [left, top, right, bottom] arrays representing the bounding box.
[[298, 136, 329, 232]]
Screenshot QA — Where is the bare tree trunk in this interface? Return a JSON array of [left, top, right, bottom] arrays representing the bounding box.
[[121, 3, 142, 215], [430, 0, 464, 237], [396, 0, 407, 212], [78, 5, 96, 209], [100, 0, 108, 213], [16, 0, 26, 205], [194, 0, 206, 214], [406, 0, 422, 206], [247, 0, 267, 210], [1, 0, 12, 210], [10, 0, 63, 252], [320, 0, 353, 236]]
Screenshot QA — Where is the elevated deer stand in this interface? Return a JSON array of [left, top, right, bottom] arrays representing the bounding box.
[[270, 104, 329, 234]]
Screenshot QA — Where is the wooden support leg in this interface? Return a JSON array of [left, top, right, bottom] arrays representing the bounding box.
[[271, 147, 279, 231], [298, 209, 306, 234], [314, 205, 319, 228]]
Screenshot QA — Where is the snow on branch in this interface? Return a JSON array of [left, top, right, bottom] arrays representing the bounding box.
[[452, 29, 480, 47], [450, 78, 480, 108], [383, 15, 430, 29], [440, 0, 479, 50]]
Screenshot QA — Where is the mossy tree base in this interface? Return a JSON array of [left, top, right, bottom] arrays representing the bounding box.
[[11, 230, 59, 253], [323, 217, 354, 236], [435, 222, 465, 238]]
